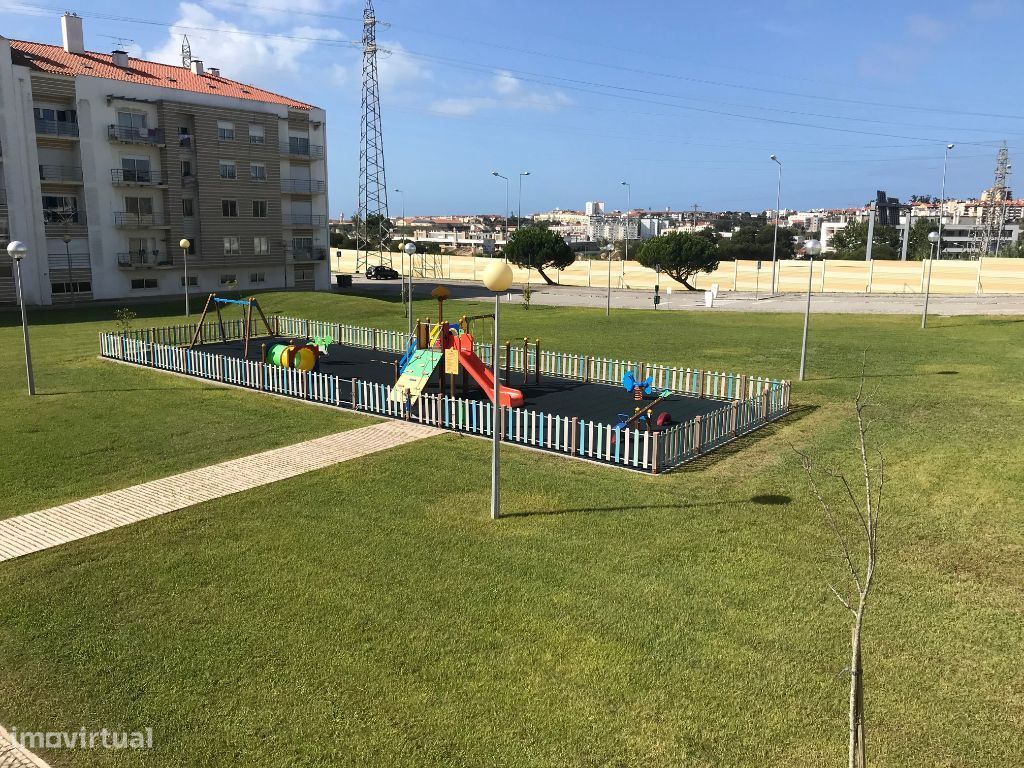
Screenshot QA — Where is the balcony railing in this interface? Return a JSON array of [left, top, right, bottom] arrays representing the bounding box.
[[291, 246, 328, 261], [110, 169, 169, 186], [117, 251, 174, 268], [281, 178, 326, 194], [39, 165, 83, 183], [280, 141, 324, 159], [284, 213, 327, 227], [35, 119, 79, 138], [108, 125, 165, 145], [43, 210, 86, 226], [113, 211, 168, 228]]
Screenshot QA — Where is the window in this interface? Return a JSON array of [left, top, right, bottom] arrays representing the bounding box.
[[219, 274, 237, 286], [35, 107, 77, 123], [248, 124, 265, 144], [180, 159, 193, 179], [51, 280, 91, 294], [288, 135, 310, 154], [177, 126, 191, 147], [223, 236, 240, 255], [117, 111, 147, 129], [219, 160, 236, 180], [121, 157, 151, 183], [252, 200, 268, 218], [254, 236, 269, 255], [249, 272, 266, 284], [217, 121, 235, 141], [125, 196, 154, 215], [182, 198, 195, 218], [250, 162, 267, 182], [291, 236, 313, 255], [130, 278, 158, 290], [183, 239, 197, 255], [180, 275, 198, 287], [41, 194, 80, 223], [222, 199, 239, 217]]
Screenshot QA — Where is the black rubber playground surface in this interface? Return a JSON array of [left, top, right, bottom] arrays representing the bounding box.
[[200, 337, 724, 425]]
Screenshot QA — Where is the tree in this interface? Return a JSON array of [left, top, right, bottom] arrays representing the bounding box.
[[634, 232, 719, 290], [796, 379, 884, 768], [503, 226, 575, 285], [717, 224, 797, 261], [830, 222, 901, 260], [906, 218, 937, 261]]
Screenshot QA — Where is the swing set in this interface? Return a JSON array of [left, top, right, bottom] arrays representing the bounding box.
[[188, 293, 275, 357]]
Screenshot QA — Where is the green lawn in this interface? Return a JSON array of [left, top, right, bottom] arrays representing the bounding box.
[[1, 291, 1022, 767]]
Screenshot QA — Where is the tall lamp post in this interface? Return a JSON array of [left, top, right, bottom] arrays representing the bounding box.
[[7, 241, 35, 395], [518, 171, 530, 229], [922, 230, 940, 329], [404, 240, 417, 338], [770, 154, 783, 295], [179, 238, 192, 319], [620, 180, 631, 284], [482, 260, 514, 520], [491, 171, 509, 242], [603, 243, 614, 317], [62, 233, 75, 305], [799, 239, 821, 381], [935, 143, 954, 263], [394, 188, 406, 220]]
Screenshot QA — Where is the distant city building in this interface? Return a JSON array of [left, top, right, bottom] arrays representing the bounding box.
[[585, 201, 604, 216], [0, 13, 330, 306]]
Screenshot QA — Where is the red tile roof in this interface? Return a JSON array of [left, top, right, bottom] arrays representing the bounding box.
[[8, 40, 312, 110]]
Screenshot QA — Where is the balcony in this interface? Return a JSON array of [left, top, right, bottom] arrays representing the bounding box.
[[291, 246, 328, 261], [284, 213, 327, 227], [117, 251, 174, 269], [111, 169, 169, 187], [108, 125, 165, 146], [281, 178, 326, 194], [113, 211, 169, 229], [39, 165, 83, 183], [280, 141, 324, 159], [35, 119, 79, 138]]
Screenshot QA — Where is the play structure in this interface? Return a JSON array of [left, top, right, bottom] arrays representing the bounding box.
[[389, 287, 525, 408], [188, 294, 274, 357], [614, 371, 676, 433], [264, 333, 332, 373]]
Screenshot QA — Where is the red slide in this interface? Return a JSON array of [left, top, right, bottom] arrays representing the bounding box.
[[457, 333, 524, 408]]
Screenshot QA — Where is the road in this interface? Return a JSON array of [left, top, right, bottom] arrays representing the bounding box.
[[339, 275, 1024, 315]]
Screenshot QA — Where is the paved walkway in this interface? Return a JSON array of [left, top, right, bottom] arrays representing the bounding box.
[[340, 275, 1024, 315], [0, 726, 50, 767], [0, 421, 441, 563]]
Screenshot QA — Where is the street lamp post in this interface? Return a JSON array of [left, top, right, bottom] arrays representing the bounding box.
[[7, 241, 35, 395], [404, 241, 417, 338], [770, 154, 783, 295], [518, 171, 530, 228], [620, 181, 631, 284], [179, 238, 192, 319], [394, 188, 406, 220], [603, 243, 614, 317], [935, 144, 955, 265], [799, 239, 821, 381], [482, 260, 514, 520], [491, 171, 509, 242], [922, 230, 940, 329], [62, 233, 75, 305]]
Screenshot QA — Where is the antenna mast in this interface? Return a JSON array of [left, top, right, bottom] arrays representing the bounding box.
[[355, 0, 391, 272], [181, 34, 192, 67], [975, 142, 1010, 257]]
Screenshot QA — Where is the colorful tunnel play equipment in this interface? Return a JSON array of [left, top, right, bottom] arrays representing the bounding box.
[[265, 341, 321, 372]]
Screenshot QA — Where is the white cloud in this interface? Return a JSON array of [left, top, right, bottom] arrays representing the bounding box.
[[906, 14, 949, 43], [143, 2, 344, 84], [328, 40, 433, 92], [493, 70, 520, 96], [431, 97, 497, 117], [428, 71, 571, 116]]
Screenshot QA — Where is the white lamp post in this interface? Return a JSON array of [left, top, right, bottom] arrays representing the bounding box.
[[922, 230, 940, 329], [935, 143, 954, 264], [770, 154, 783, 295], [620, 180, 631, 283], [603, 243, 614, 316], [799, 239, 821, 381], [483, 260, 514, 520], [62, 233, 75, 305], [7, 240, 35, 395], [394, 188, 406, 220], [179, 238, 192, 319], [491, 171, 509, 242], [404, 241, 417, 338], [518, 171, 530, 228]]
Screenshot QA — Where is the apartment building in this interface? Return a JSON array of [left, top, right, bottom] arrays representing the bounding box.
[[0, 13, 330, 306]]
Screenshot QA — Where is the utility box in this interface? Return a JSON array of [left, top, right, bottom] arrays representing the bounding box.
[[336, 274, 352, 287], [704, 290, 714, 308]]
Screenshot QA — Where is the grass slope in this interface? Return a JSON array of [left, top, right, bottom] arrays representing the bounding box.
[[1, 291, 1022, 766]]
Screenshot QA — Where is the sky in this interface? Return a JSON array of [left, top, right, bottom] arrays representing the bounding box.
[[2, 0, 1021, 217]]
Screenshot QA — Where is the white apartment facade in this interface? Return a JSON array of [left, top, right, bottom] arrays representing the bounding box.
[[0, 13, 330, 306]]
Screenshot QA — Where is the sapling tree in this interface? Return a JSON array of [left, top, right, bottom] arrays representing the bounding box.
[[796, 378, 884, 768]]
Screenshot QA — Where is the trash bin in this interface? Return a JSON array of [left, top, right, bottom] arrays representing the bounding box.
[[710, 283, 720, 298], [704, 290, 714, 308], [336, 274, 352, 288]]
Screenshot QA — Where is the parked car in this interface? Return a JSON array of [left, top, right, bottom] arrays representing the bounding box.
[[366, 265, 400, 280]]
